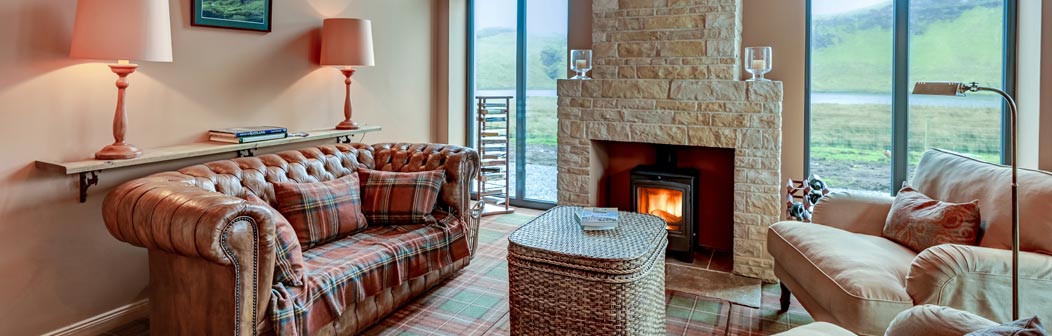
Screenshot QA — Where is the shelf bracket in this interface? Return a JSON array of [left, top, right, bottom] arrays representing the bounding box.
[[79, 171, 99, 203], [237, 148, 256, 158]]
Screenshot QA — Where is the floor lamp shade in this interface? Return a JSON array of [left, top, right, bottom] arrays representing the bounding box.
[[320, 18, 375, 67], [70, 0, 173, 63]]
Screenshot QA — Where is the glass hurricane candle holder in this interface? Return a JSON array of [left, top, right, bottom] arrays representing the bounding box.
[[744, 46, 772, 81], [570, 49, 592, 80]]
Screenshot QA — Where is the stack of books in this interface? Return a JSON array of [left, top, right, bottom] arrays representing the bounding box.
[[209, 126, 288, 144], [575, 207, 619, 231]]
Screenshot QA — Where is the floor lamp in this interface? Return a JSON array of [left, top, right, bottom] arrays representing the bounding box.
[[912, 81, 1020, 320]]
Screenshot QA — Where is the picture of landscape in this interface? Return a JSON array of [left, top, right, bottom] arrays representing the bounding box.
[[201, 0, 267, 23], [193, 0, 272, 32]]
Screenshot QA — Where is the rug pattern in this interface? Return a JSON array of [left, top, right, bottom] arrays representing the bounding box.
[[361, 210, 816, 336]]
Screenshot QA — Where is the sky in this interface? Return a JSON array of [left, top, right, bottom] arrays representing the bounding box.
[[812, 0, 890, 16], [475, 0, 569, 35]]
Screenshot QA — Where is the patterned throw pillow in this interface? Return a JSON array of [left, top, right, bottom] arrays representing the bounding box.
[[244, 193, 305, 287], [357, 168, 445, 225], [883, 186, 982, 252], [272, 174, 368, 249], [965, 315, 1046, 336]]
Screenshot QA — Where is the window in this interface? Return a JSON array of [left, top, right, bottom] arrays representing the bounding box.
[[807, 0, 1014, 193], [470, 0, 567, 206]]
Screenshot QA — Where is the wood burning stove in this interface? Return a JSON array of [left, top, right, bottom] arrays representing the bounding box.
[[629, 147, 698, 262]]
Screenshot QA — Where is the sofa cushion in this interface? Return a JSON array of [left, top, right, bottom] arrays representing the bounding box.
[[357, 168, 444, 225], [912, 149, 1052, 255], [268, 210, 470, 335], [768, 221, 917, 335], [883, 186, 982, 252], [245, 193, 306, 287], [273, 174, 369, 249]]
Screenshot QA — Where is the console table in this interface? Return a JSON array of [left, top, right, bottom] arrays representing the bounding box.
[[36, 126, 382, 202]]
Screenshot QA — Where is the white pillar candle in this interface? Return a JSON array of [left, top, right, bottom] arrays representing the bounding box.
[[751, 59, 766, 70], [575, 59, 588, 69]]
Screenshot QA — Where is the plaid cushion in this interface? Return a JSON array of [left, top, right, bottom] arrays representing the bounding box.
[[273, 174, 368, 249], [244, 193, 305, 287], [268, 210, 470, 335], [357, 168, 445, 225]]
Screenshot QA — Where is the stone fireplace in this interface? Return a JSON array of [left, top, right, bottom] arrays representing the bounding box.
[[556, 0, 783, 280]]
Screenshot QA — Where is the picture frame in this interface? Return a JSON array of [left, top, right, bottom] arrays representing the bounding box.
[[191, 0, 273, 32]]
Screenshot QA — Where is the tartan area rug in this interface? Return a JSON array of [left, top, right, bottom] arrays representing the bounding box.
[[361, 210, 816, 336]]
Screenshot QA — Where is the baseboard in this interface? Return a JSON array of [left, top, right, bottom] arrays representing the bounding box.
[[42, 299, 149, 336]]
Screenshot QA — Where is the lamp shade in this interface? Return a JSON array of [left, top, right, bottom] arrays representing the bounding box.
[[320, 18, 375, 67], [70, 0, 173, 63]]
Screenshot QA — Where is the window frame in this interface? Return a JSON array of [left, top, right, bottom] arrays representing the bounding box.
[[804, 0, 1018, 195]]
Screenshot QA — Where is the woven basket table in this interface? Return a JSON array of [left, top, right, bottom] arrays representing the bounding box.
[[507, 206, 668, 335]]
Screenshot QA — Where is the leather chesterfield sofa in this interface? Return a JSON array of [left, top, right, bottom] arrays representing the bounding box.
[[102, 143, 480, 335]]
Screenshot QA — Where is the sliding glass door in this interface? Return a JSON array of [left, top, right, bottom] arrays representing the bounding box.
[[471, 0, 567, 207]]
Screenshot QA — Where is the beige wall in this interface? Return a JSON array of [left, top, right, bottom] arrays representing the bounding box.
[[742, 0, 807, 181], [0, 0, 442, 334]]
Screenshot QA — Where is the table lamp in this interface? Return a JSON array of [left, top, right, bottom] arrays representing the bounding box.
[[70, 0, 173, 160], [320, 18, 375, 130], [912, 81, 1021, 320]]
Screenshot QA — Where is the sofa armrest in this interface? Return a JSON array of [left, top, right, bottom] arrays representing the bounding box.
[[906, 244, 1052, 323], [810, 190, 893, 236], [103, 175, 276, 265], [103, 174, 277, 335], [885, 304, 997, 336]]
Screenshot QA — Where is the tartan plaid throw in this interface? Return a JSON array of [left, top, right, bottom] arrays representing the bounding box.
[[273, 174, 369, 249], [357, 168, 445, 225], [268, 210, 471, 335], [245, 193, 306, 287]]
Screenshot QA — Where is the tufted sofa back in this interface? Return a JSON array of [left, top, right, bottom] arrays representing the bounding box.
[[143, 143, 479, 217]]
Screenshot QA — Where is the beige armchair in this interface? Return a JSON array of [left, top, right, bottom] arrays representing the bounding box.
[[767, 149, 1052, 335]]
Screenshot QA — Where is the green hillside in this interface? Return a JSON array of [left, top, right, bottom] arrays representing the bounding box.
[[812, 1, 1004, 93], [476, 30, 567, 90]]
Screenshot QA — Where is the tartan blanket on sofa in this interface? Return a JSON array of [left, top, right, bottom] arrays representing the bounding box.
[[269, 211, 471, 335]]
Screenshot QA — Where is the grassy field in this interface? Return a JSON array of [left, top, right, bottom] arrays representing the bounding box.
[[811, 103, 1001, 190]]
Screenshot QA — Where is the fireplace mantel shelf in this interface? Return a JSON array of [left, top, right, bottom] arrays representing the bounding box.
[[36, 125, 382, 202]]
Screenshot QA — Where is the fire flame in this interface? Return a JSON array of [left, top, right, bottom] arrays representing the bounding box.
[[637, 187, 684, 230]]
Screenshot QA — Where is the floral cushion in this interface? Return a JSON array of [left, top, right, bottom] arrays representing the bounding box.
[[272, 174, 368, 249], [244, 193, 305, 287], [883, 186, 982, 252], [357, 168, 445, 225]]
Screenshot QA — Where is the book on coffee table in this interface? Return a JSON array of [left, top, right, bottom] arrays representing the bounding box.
[[575, 207, 619, 231]]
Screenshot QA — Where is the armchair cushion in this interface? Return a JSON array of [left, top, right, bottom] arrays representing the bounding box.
[[768, 221, 916, 334], [357, 168, 445, 225], [273, 174, 368, 249], [883, 186, 981, 252], [246, 193, 306, 287], [269, 211, 471, 335]]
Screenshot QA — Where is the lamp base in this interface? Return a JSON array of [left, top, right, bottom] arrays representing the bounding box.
[[335, 120, 360, 130], [95, 143, 143, 160]]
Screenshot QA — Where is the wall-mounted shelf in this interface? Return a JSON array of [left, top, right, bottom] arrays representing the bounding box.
[[36, 125, 382, 202]]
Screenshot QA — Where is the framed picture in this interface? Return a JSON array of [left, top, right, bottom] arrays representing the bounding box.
[[192, 0, 273, 32]]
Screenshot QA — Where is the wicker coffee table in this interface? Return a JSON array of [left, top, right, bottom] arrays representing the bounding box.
[[507, 206, 668, 335]]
